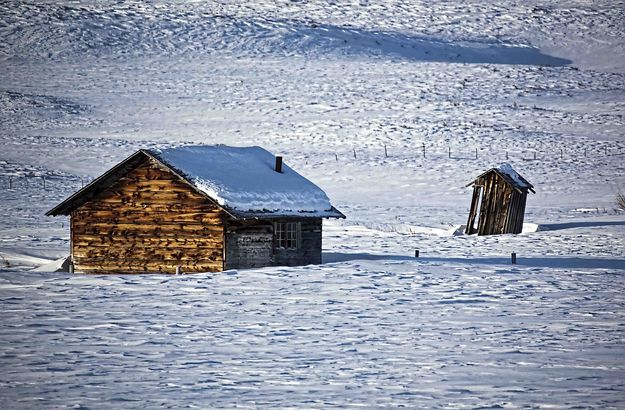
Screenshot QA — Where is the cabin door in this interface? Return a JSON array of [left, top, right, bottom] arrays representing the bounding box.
[[465, 185, 483, 235]]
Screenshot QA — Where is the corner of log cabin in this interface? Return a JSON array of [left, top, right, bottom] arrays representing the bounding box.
[[71, 158, 225, 273]]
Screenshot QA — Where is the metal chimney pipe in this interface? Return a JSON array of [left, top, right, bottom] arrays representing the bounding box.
[[275, 156, 283, 173]]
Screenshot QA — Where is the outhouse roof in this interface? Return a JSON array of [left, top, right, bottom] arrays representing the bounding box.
[[467, 163, 535, 193]]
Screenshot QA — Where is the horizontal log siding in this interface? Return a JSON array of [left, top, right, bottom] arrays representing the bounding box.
[[71, 159, 224, 273]]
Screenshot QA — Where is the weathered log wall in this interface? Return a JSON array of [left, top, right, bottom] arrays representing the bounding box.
[[224, 218, 322, 270], [224, 219, 274, 270], [71, 158, 225, 273]]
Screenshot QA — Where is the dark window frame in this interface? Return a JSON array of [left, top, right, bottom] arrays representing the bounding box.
[[275, 221, 300, 249]]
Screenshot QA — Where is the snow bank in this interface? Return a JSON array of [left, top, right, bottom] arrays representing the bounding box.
[[0, 250, 55, 270], [32, 256, 71, 272]]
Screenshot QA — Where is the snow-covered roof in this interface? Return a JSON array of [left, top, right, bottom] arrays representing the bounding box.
[[46, 145, 344, 218], [495, 163, 533, 190], [149, 145, 343, 218], [468, 163, 535, 193]]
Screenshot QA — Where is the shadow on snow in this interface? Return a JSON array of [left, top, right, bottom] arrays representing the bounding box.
[[294, 22, 572, 66], [323, 252, 625, 270], [6, 9, 572, 67], [538, 220, 625, 231]]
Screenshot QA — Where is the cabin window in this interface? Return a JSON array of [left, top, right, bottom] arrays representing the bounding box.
[[275, 222, 300, 249]]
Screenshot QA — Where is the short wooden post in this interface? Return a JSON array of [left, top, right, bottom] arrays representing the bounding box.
[[69, 262, 74, 274], [560, 149, 563, 159], [448, 146, 451, 159], [81, 177, 84, 188], [42, 176, 46, 190], [415, 249, 419, 258], [335, 153, 338, 162], [8, 176, 12, 189], [353, 148, 356, 159], [475, 148, 478, 159], [506, 151, 509, 160], [176, 266, 182, 275], [584, 148, 587, 157], [511, 252, 517, 264], [384, 145, 388, 158], [422, 143, 426, 158]]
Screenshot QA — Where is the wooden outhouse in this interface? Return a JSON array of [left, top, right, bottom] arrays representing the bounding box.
[[47, 145, 344, 273], [465, 164, 534, 236]]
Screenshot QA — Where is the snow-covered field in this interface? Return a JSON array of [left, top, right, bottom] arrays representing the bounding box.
[[1, 1, 624, 407]]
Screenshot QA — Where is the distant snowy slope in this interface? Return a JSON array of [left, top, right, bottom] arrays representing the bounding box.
[[1, 1, 622, 69]]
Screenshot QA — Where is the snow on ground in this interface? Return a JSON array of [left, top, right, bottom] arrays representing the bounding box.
[[1, 0, 624, 407], [1, 264, 624, 408]]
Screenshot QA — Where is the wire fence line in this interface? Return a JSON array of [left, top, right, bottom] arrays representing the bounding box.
[[334, 143, 625, 162], [1, 143, 624, 190], [1, 174, 92, 191]]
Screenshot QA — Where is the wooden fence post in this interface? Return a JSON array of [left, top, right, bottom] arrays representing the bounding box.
[[384, 144, 388, 158], [511, 252, 517, 264], [422, 143, 426, 158]]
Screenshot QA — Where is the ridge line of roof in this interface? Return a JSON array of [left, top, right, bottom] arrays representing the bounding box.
[[45, 150, 147, 216], [47, 146, 345, 219], [466, 166, 535, 194]]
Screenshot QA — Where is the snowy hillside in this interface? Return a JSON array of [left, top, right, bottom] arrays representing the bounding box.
[[1, 0, 625, 408], [1, 1, 623, 70]]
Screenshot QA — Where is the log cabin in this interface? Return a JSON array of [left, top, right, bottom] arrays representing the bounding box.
[[47, 145, 345, 273], [465, 164, 535, 236]]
